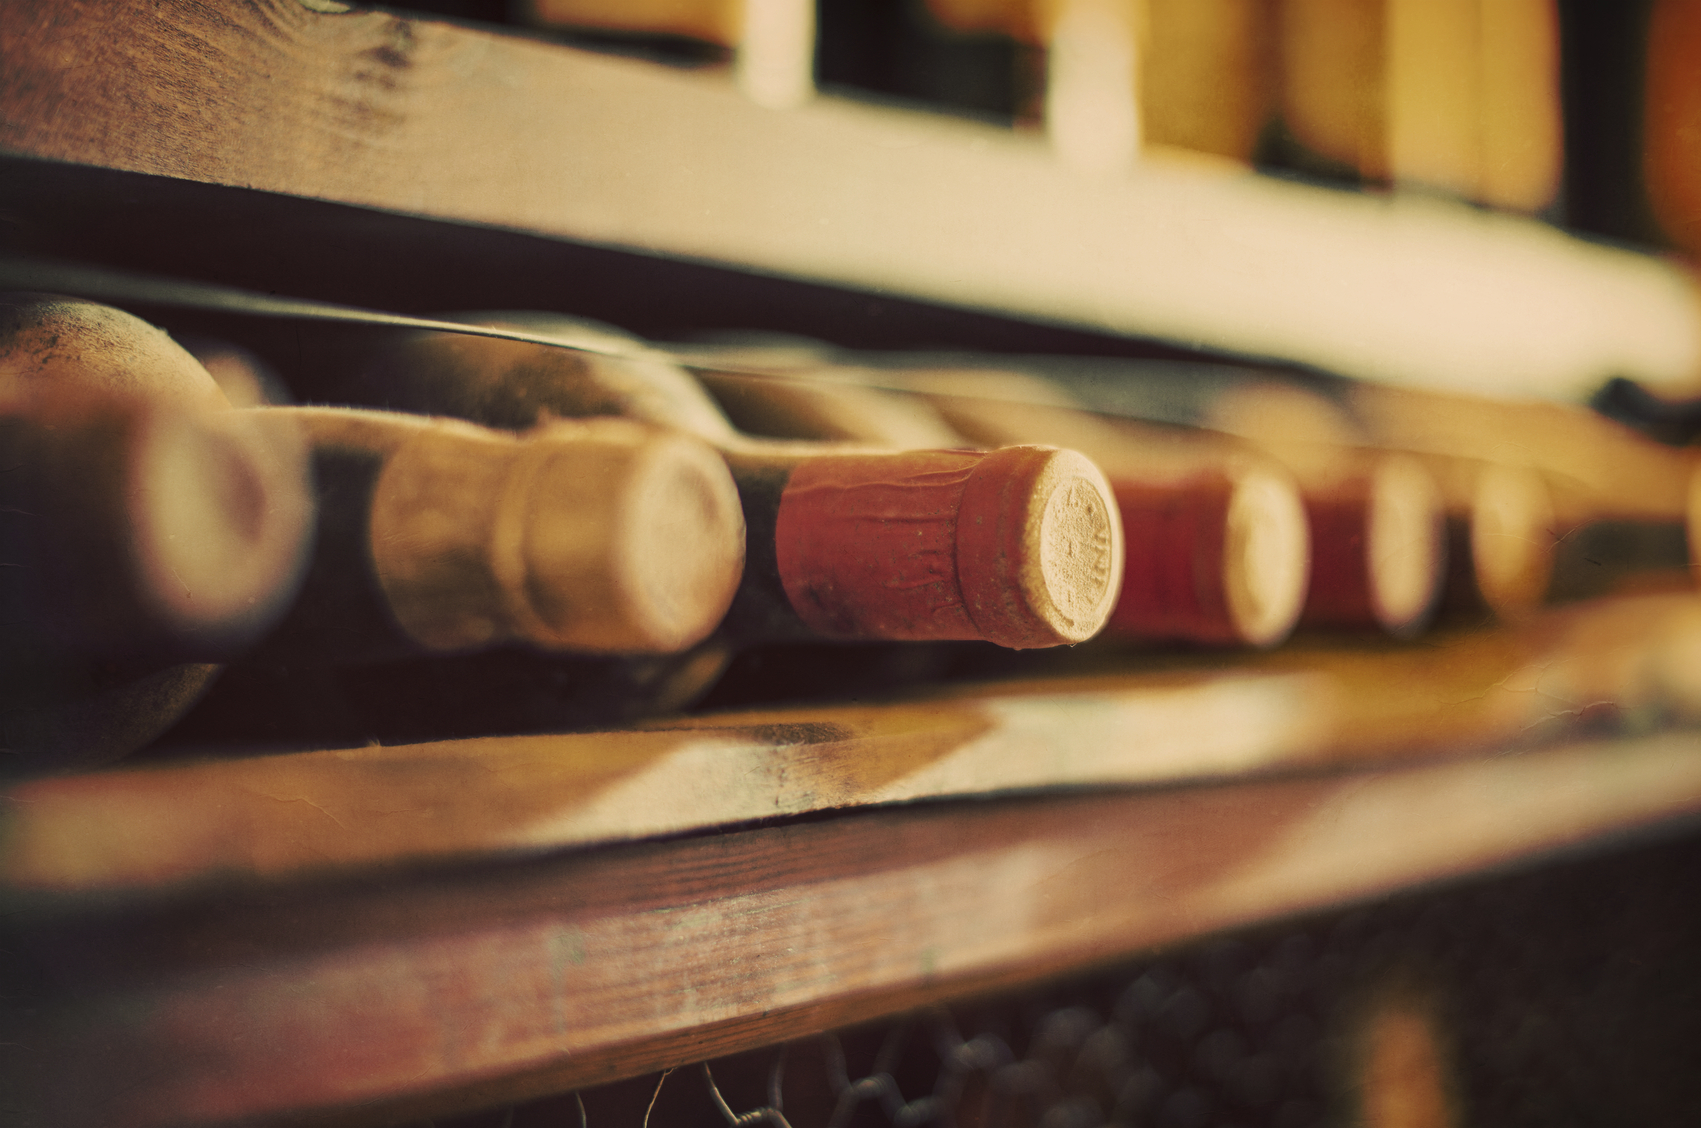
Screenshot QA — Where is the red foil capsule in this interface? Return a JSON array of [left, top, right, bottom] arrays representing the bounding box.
[[1109, 465, 1311, 648], [773, 445, 1124, 648]]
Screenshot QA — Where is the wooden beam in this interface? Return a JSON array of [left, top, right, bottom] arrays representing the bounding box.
[[7, 592, 1701, 897], [5, 730, 1701, 1126], [2, 1, 1696, 398]]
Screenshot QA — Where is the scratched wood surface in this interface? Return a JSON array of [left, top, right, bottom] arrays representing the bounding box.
[[4, 729, 1700, 1127], [5, 591, 1701, 898], [2, 1, 1696, 399]]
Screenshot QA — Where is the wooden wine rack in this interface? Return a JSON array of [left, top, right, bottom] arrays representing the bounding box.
[[3, 3, 1700, 1125]]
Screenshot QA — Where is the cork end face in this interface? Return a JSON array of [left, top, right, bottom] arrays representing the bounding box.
[[130, 408, 314, 652], [520, 421, 745, 654], [1222, 467, 1311, 648], [606, 431, 746, 651], [1470, 462, 1555, 620], [1366, 455, 1446, 637], [959, 446, 1124, 647]]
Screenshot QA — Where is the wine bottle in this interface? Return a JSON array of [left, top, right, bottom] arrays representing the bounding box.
[[0, 295, 314, 768], [1276, 0, 1561, 210], [346, 314, 1125, 651], [686, 338, 967, 450], [1213, 375, 1697, 620], [1013, 357, 1570, 626], [165, 316, 1123, 747], [865, 365, 1322, 647], [0, 392, 310, 664], [681, 342, 1317, 646], [239, 406, 747, 665], [0, 293, 233, 413]]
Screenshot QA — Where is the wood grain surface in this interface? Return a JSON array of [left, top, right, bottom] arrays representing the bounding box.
[[7, 591, 1701, 897], [4, 729, 1700, 1127], [2, 1, 1696, 399]]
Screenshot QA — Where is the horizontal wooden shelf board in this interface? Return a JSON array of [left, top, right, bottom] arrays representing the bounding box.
[[4, 730, 1700, 1127], [5, 593, 1701, 898], [3, 2, 1697, 399]]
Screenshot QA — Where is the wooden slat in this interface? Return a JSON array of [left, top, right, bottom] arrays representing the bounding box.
[[6, 592, 1701, 897], [1, 1, 1696, 399], [4, 731, 1701, 1127]]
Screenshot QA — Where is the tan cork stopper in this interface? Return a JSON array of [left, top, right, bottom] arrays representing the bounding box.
[[956, 445, 1125, 646], [1365, 453, 1447, 633], [1222, 465, 1312, 647], [1470, 461, 1556, 620], [130, 407, 313, 645], [372, 416, 744, 654]]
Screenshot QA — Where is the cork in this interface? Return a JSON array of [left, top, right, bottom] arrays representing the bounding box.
[[0, 392, 312, 660], [369, 415, 745, 655], [1302, 453, 1445, 637], [1109, 464, 1310, 647], [773, 445, 1123, 648], [1223, 465, 1314, 646], [1468, 461, 1557, 620], [127, 406, 313, 651]]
